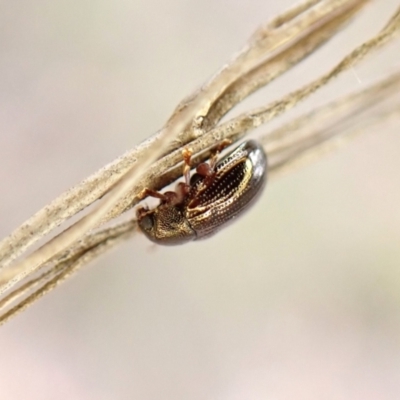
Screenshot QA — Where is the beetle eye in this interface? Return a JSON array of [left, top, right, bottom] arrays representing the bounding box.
[[139, 214, 154, 231]]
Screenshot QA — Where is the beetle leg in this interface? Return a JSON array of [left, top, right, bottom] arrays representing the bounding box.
[[194, 162, 215, 188], [209, 139, 232, 169], [136, 205, 150, 219], [138, 145, 193, 209], [174, 182, 190, 204], [138, 188, 168, 201], [139, 187, 182, 206], [196, 162, 213, 177], [182, 147, 193, 186], [194, 140, 233, 186]]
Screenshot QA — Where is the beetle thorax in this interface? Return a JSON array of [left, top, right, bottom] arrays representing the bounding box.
[[142, 204, 196, 245]]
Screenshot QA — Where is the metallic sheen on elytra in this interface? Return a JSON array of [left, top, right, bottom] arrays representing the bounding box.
[[137, 140, 267, 245]]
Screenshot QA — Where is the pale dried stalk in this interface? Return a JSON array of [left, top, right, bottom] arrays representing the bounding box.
[[0, 226, 136, 326], [1, 70, 400, 326], [265, 72, 400, 156], [271, 105, 400, 177], [175, 0, 368, 136], [200, 2, 365, 131], [1, 1, 400, 323], [266, 76, 400, 175], [0, 220, 137, 312], [0, 0, 369, 270]]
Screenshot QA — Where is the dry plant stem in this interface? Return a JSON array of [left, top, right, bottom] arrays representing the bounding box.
[[0, 227, 135, 326], [267, 0, 322, 28], [1, 70, 399, 325], [217, 6, 400, 140], [0, 262, 70, 312], [0, 129, 168, 295], [172, 0, 363, 132], [200, 1, 368, 130], [0, 2, 398, 295], [270, 102, 400, 177], [0, 219, 137, 318], [0, 0, 368, 270], [265, 71, 400, 154], [0, 140, 154, 270]]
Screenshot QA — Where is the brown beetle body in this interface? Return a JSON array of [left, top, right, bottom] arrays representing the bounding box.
[[137, 140, 267, 245]]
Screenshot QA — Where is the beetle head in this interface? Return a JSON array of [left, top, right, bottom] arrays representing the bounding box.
[[137, 203, 196, 245]]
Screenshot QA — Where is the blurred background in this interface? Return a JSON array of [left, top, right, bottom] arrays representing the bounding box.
[[1, 1, 400, 399]]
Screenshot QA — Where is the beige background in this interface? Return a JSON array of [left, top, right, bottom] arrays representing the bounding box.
[[1, 1, 400, 399]]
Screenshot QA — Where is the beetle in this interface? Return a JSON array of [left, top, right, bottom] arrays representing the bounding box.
[[136, 140, 267, 245]]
